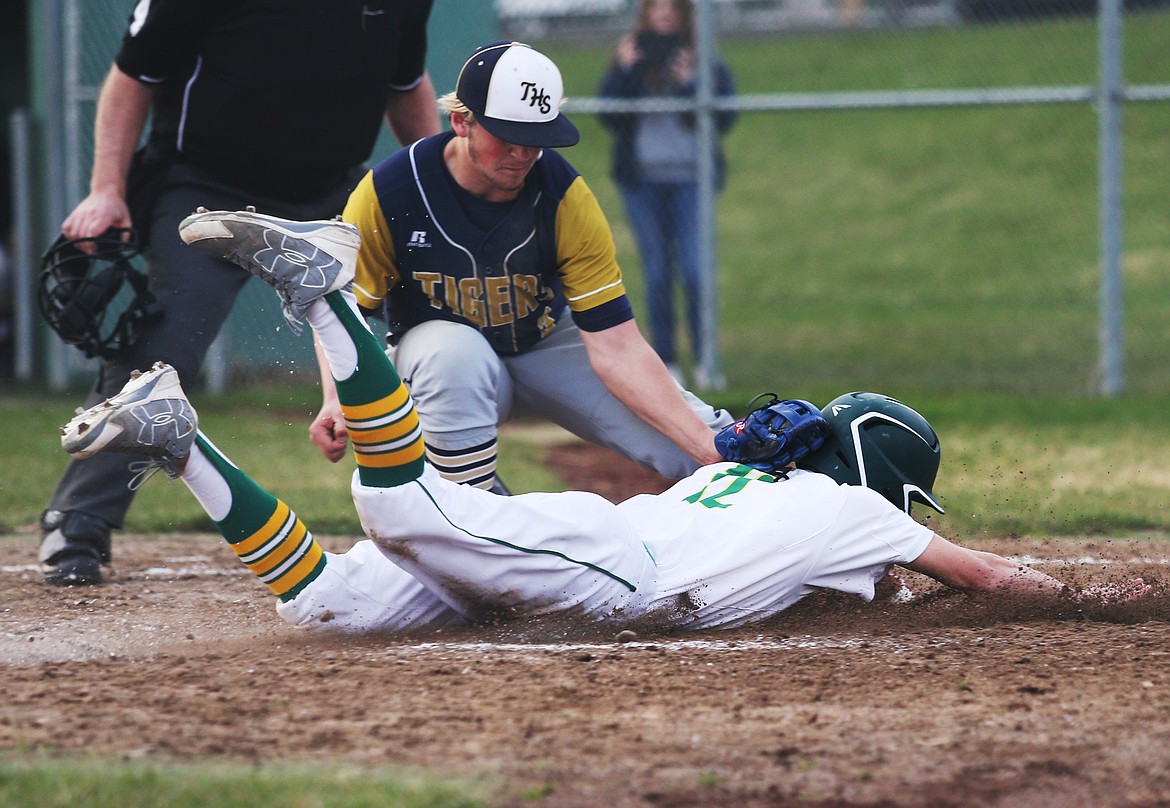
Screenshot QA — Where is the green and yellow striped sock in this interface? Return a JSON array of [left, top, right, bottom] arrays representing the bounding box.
[[326, 292, 426, 488], [195, 434, 325, 602]]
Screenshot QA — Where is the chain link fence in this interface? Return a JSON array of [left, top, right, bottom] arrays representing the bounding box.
[[498, 0, 1169, 33], [14, 1, 1170, 395], [496, 0, 1170, 396]]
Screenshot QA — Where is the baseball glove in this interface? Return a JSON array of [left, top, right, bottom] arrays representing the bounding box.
[[714, 395, 829, 473]]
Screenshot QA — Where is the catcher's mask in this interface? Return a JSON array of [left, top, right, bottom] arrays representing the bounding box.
[[800, 391, 943, 515], [38, 229, 161, 359]]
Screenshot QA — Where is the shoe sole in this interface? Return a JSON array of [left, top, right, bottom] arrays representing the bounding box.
[[178, 209, 358, 291], [61, 362, 188, 459], [180, 209, 359, 249], [43, 554, 103, 586]]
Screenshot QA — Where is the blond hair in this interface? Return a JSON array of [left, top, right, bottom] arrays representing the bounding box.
[[438, 92, 473, 122]]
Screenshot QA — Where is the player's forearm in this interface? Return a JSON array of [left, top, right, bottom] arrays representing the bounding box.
[[383, 73, 441, 146], [89, 66, 155, 197], [907, 537, 1068, 601], [314, 332, 341, 406], [944, 552, 1147, 606], [584, 324, 720, 465], [974, 554, 1067, 599]]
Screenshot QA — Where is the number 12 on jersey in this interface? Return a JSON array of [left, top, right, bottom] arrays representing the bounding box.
[[682, 465, 780, 509]]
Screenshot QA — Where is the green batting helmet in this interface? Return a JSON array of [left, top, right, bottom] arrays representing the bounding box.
[[801, 392, 943, 515]]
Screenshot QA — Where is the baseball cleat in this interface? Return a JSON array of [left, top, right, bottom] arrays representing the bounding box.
[[178, 206, 359, 330], [60, 361, 197, 480], [39, 510, 111, 587]]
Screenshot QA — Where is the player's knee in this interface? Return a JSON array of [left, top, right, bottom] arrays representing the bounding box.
[[395, 321, 500, 382], [392, 321, 512, 430]]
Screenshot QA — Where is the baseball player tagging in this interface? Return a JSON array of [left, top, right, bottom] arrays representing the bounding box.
[[313, 41, 732, 495]]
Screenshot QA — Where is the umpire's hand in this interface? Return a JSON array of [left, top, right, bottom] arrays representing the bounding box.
[[311, 401, 349, 463]]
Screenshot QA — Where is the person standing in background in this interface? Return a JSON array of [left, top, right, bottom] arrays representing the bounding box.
[[599, 0, 737, 388]]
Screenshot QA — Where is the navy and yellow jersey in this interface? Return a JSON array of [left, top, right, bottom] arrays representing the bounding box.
[[344, 132, 634, 355]]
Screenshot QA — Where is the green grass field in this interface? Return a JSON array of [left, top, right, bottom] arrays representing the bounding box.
[[548, 11, 1170, 396], [0, 754, 489, 808], [3, 13, 1170, 805]]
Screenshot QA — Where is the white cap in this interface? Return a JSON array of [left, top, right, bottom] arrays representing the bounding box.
[[456, 41, 580, 148]]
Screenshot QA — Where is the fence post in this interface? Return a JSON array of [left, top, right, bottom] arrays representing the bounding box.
[[694, 0, 725, 390], [1097, 0, 1124, 396], [11, 109, 36, 382]]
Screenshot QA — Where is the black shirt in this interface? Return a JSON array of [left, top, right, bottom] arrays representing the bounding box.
[[116, 0, 432, 201]]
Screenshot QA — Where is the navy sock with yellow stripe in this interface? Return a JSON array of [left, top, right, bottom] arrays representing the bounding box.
[[195, 434, 325, 602], [325, 292, 426, 488]]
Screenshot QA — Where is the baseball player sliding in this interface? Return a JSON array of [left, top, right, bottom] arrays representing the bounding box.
[[58, 210, 1150, 633]]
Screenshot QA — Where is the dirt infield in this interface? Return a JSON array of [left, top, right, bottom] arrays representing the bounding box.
[[3, 444, 1170, 807]]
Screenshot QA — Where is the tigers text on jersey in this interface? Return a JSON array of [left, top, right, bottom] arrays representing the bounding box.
[[345, 132, 633, 355]]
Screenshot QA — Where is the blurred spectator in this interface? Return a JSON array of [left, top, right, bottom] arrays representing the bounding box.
[[599, 0, 737, 387]]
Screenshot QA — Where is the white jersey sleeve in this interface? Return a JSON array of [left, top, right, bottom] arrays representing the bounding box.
[[800, 484, 935, 600]]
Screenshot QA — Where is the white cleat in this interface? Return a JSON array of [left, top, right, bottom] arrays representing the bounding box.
[[60, 361, 197, 480], [178, 207, 359, 331]]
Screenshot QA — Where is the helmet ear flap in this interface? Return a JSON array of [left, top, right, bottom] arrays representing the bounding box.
[[801, 431, 858, 487]]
